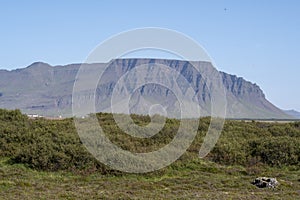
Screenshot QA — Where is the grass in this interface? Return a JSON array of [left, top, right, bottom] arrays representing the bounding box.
[[1, 157, 300, 199]]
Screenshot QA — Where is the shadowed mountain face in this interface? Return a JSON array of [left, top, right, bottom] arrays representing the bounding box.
[[0, 59, 290, 119]]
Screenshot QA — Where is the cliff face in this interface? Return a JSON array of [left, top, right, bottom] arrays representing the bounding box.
[[220, 72, 288, 118], [0, 59, 290, 119]]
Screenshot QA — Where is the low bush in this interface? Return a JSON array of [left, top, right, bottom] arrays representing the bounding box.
[[0, 109, 299, 173]]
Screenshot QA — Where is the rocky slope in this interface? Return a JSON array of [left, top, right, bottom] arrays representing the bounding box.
[[0, 59, 291, 119]]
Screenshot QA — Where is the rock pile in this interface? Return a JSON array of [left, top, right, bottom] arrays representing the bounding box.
[[252, 177, 279, 188]]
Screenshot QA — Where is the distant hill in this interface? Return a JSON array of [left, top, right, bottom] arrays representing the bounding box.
[[283, 110, 300, 119], [0, 58, 291, 119]]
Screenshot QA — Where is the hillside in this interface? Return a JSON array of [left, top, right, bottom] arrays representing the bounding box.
[[0, 59, 290, 119], [283, 109, 300, 119]]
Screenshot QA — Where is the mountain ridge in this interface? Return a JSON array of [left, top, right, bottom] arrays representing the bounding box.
[[283, 109, 300, 119], [0, 58, 291, 119]]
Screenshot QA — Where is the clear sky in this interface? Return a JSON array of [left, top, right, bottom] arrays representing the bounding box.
[[0, 0, 299, 111]]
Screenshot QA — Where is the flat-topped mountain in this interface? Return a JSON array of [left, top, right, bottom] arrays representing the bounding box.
[[0, 59, 291, 119]]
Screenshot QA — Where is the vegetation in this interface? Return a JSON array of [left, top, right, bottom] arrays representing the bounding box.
[[0, 109, 300, 199]]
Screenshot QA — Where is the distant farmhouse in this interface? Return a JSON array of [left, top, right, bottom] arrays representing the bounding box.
[[27, 114, 41, 118]]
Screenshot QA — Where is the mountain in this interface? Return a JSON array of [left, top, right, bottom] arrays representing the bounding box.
[[0, 59, 291, 119], [283, 110, 300, 119]]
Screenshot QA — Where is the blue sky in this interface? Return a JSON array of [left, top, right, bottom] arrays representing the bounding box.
[[0, 0, 299, 110]]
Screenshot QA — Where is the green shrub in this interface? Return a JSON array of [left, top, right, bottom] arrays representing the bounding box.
[[0, 108, 299, 173], [249, 137, 300, 167], [208, 140, 249, 166]]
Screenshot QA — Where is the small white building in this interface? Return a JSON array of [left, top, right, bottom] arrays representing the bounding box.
[[27, 114, 39, 118]]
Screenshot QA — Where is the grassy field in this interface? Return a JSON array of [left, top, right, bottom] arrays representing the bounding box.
[[0, 109, 300, 199], [1, 157, 300, 199]]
